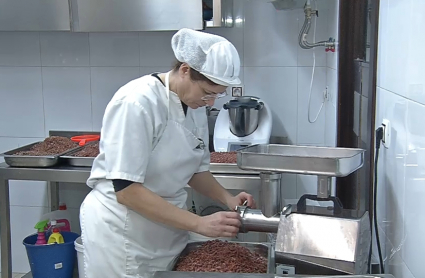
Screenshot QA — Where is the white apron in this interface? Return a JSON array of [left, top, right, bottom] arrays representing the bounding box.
[[80, 72, 205, 278]]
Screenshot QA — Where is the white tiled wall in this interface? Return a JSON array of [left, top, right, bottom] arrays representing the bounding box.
[[0, 0, 339, 273], [373, 0, 425, 277]]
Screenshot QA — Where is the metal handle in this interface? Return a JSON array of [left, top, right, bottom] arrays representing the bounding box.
[[297, 194, 343, 214], [255, 102, 264, 110], [234, 199, 248, 211]]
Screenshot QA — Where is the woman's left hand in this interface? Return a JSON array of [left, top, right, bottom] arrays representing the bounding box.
[[226, 192, 256, 211]]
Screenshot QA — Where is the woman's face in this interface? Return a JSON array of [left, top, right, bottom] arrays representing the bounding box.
[[176, 65, 227, 109]]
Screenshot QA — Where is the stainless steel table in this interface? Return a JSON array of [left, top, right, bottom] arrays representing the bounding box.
[[0, 162, 260, 278], [0, 163, 91, 278], [153, 273, 395, 278]]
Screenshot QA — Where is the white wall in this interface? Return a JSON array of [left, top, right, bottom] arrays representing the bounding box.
[[296, 0, 339, 199], [374, 0, 425, 277], [0, 0, 339, 273]]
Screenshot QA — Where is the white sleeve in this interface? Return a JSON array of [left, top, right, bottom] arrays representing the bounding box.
[[197, 116, 211, 173], [102, 100, 154, 183], [197, 139, 211, 173]]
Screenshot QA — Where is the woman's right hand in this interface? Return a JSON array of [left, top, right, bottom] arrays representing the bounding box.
[[195, 211, 241, 238]]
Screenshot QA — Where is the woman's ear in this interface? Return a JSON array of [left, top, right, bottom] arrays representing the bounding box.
[[179, 63, 191, 76]]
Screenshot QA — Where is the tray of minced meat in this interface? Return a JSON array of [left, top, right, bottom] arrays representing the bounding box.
[[167, 240, 274, 274], [59, 141, 100, 167], [1, 136, 81, 167], [209, 152, 258, 174]]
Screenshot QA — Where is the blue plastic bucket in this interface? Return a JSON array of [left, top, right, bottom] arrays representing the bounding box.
[[23, 231, 80, 278]]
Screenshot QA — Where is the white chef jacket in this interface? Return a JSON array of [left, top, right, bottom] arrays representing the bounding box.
[[87, 74, 210, 188]]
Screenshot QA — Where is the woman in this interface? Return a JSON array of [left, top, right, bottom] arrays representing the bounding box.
[[80, 28, 256, 278]]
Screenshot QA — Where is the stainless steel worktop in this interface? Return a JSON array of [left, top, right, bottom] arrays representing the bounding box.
[[0, 162, 257, 182], [153, 273, 395, 278], [0, 162, 261, 192], [21, 271, 394, 278], [0, 163, 91, 182], [0, 162, 261, 278]]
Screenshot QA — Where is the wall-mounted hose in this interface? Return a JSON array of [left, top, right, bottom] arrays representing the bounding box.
[[298, 2, 336, 50]]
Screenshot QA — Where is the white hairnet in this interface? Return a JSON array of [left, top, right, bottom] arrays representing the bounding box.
[[171, 28, 241, 86]]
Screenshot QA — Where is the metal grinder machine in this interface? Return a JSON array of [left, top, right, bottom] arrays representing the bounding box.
[[234, 144, 370, 275]]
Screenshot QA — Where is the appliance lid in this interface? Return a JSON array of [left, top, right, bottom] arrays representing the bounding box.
[[223, 97, 263, 109]]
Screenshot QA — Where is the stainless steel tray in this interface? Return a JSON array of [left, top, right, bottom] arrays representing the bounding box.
[[0, 142, 81, 168], [60, 142, 99, 167], [237, 144, 365, 177], [167, 241, 275, 274], [153, 273, 395, 278]]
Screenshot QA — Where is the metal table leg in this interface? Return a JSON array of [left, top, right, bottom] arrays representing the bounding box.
[[0, 179, 12, 278], [48, 181, 59, 211]]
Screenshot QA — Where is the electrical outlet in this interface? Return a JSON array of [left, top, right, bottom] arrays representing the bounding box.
[[382, 119, 391, 148], [232, 86, 243, 97], [324, 86, 330, 101]]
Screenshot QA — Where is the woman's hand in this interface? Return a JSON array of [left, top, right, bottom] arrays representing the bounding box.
[[225, 192, 256, 211], [195, 211, 241, 238]]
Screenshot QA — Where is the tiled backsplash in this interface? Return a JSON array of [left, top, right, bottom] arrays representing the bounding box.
[[373, 0, 425, 277], [0, 0, 339, 273]]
